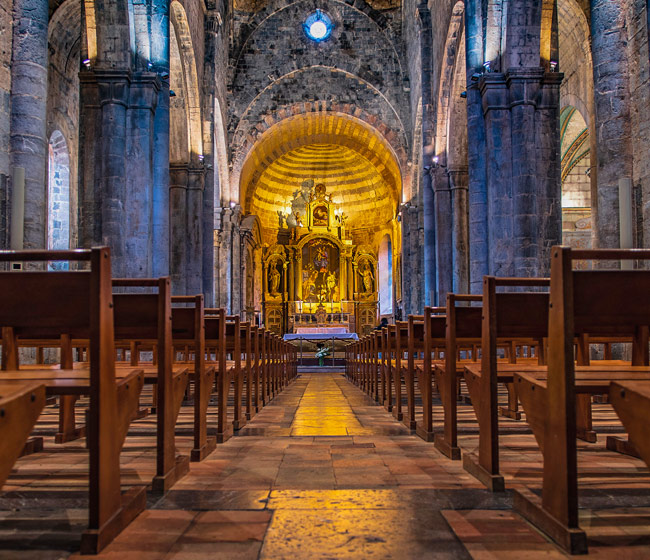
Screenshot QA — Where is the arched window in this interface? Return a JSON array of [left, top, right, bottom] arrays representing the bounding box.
[[47, 131, 70, 269], [378, 234, 392, 316]]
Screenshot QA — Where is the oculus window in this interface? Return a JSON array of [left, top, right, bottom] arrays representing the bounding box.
[[304, 10, 333, 42]]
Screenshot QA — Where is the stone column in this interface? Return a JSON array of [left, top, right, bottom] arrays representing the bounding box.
[[407, 205, 422, 312], [97, 71, 131, 275], [152, 82, 170, 278], [423, 167, 437, 304], [418, 4, 436, 306], [186, 165, 205, 296], [9, 0, 49, 249], [481, 73, 513, 277], [230, 207, 242, 314], [170, 163, 188, 294], [591, 0, 632, 249], [448, 166, 469, 294], [399, 204, 410, 315], [125, 73, 159, 277], [433, 167, 452, 302]]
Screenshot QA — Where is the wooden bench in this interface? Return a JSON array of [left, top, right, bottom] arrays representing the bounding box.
[[0, 381, 46, 488], [412, 308, 447, 441], [0, 247, 145, 554], [513, 247, 650, 554], [609, 380, 650, 468], [112, 278, 191, 493], [204, 309, 231, 442], [462, 277, 549, 491], [169, 295, 217, 462], [433, 294, 482, 459]]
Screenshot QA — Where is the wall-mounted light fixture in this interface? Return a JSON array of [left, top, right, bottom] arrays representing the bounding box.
[[169, 90, 176, 97], [483, 60, 491, 73], [550, 61, 558, 72], [460, 91, 467, 99], [82, 58, 91, 68]]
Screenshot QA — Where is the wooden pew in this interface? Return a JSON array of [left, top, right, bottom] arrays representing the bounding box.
[[403, 314, 424, 430], [169, 295, 217, 462], [203, 309, 231, 442], [433, 294, 482, 459], [415, 307, 448, 441], [513, 247, 650, 554], [463, 277, 549, 491], [0, 381, 46, 488], [0, 248, 145, 554], [112, 278, 190, 492]]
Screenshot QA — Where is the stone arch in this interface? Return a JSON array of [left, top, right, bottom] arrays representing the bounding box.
[[47, 131, 71, 256], [378, 233, 392, 316], [232, 106, 407, 205], [171, 0, 203, 162], [213, 97, 230, 205], [434, 1, 464, 164]]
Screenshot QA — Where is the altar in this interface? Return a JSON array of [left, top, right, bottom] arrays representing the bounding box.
[[261, 182, 379, 336]]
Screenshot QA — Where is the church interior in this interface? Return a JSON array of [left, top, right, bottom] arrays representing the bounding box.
[[2, 0, 650, 557]]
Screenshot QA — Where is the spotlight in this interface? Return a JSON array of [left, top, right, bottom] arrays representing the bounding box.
[[550, 61, 558, 72], [160, 71, 170, 79], [471, 72, 482, 82], [169, 90, 176, 97], [82, 58, 91, 68], [198, 154, 205, 162], [147, 61, 153, 69], [460, 91, 467, 99], [483, 60, 491, 73], [230, 201, 236, 209]]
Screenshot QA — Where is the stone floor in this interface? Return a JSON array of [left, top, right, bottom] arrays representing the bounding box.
[[2, 372, 650, 559]]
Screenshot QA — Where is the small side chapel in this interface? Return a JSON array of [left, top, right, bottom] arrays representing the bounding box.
[[261, 182, 387, 336]]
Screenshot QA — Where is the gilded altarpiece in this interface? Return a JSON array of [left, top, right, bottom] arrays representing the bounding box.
[[261, 183, 378, 334]]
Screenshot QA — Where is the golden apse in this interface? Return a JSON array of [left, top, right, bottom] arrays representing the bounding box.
[[240, 113, 403, 335]]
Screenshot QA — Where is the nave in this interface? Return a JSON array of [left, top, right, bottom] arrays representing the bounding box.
[[4, 370, 650, 559]]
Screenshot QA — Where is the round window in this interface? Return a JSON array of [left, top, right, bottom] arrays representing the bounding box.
[[303, 10, 333, 42]]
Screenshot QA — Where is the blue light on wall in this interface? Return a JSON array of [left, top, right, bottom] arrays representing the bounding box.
[[303, 10, 333, 42]]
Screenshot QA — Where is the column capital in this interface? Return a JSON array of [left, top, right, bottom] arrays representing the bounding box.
[[80, 69, 132, 107], [129, 72, 161, 111]]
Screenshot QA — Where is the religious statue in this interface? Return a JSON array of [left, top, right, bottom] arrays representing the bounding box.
[[326, 270, 337, 300], [302, 267, 318, 300], [361, 264, 374, 293], [269, 264, 281, 295]]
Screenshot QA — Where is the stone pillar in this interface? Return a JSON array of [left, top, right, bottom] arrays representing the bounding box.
[[481, 74, 513, 277], [186, 165, 204, 296], [152, 83, 170, 278], [230, 207, 242, 314], [448, 166, 469, 294], [170, 163, 188, 294], [480, 69, 562, 279], [418, 4, 436, 306], [399, 204, 410, 316], [407, 205, 422, 312], [125, 73, 159, 277], [9, 0, 49, 249], [97, 71, 131, 275], [591, 0, 632, 249], [433, 167, 452, 302]]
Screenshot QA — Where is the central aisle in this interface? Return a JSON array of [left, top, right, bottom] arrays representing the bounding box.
[[76, 373, 554, 559]]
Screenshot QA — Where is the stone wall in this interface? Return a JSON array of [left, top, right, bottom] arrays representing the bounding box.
[[0, 0, 11, 246]]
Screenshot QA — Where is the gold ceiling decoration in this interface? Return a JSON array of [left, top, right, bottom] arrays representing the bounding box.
[[240, 112, 402, 239]]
